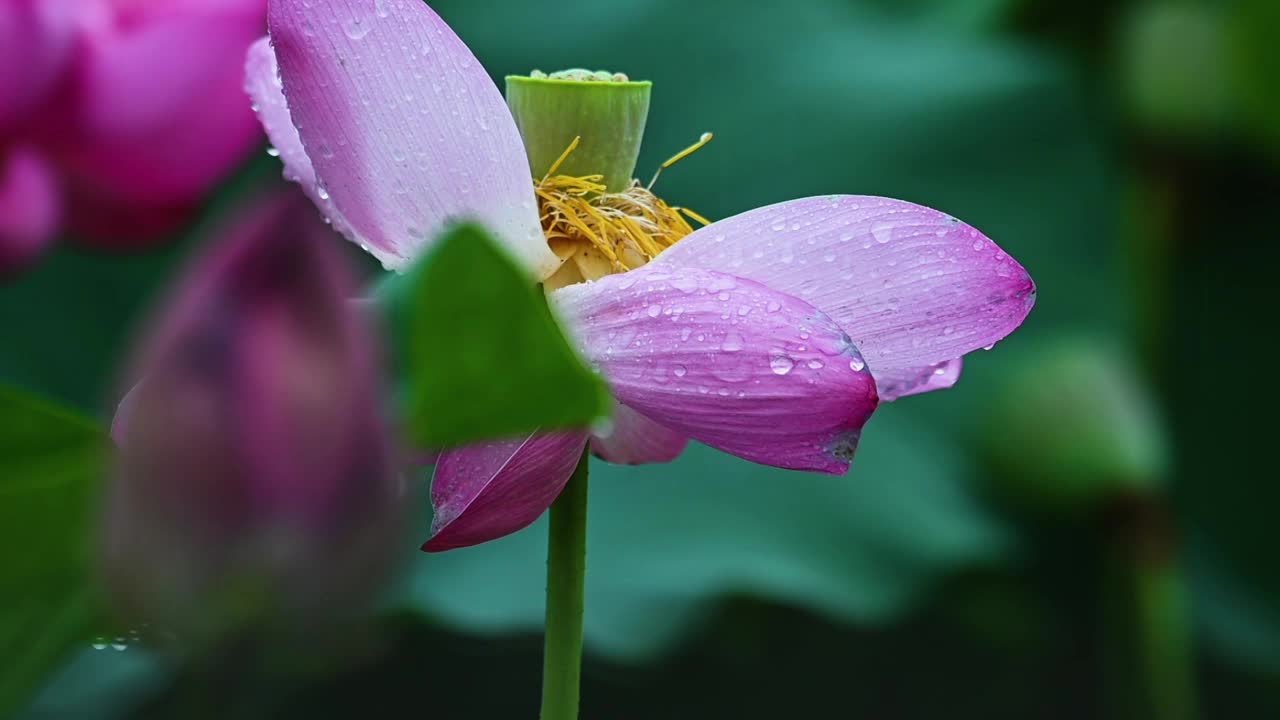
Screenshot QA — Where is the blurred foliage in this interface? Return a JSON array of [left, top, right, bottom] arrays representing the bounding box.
[[0, 388, 106, 717], [982, 337, 1168, 513], [3, 0, 1280, 717]]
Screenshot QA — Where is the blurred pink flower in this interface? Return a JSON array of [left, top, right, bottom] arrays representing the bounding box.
[[248, 0, 1036, 551], [0, 0, 265, 273], [103, 192, 405, 635]]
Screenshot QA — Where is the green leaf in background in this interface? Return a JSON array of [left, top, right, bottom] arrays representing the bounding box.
[[0, 386, 108, 718], [392, 409, 1010, 660], [375, 222, 609, 448]]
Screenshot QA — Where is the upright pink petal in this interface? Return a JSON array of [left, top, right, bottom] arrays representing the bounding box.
[[426, 431, 588, 552], [590, 402, 689, 465], [654, 196, 1035, 398], [0, 147, 61, 274], [553, 267, 878, 474], [244, 36, 362, 256], [265, 0, 559, 277]]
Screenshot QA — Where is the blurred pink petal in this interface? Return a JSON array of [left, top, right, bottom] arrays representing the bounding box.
[[590, 402, 688, 465], [654, 196, 1035, 399], [57, 0, 265, 210], [553, 266, 878, 474], [425, 431, 588, 552], [0, 147, 61, 273], [263, 0, 558, 276], [0, 0, 79, 130]]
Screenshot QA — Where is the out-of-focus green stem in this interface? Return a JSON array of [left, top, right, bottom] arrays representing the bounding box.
[[540, 448, 590, 720]]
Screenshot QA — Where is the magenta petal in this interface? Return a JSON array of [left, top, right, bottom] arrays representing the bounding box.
[[425, 431, 588, 552], [590, 402, 689, 465], [0, 146, 60, 273], [654, 196, 1035, 399], [553, 267, 878, 474], [0, 0, 78, 130], [265, 0, 559, 277], [874, 358, 963, 402]]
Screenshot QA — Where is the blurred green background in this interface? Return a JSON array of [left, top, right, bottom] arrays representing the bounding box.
[[4, 0, 1277, 717]]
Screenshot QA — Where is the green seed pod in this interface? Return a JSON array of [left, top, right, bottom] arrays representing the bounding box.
[[506, 70, 651, 192]]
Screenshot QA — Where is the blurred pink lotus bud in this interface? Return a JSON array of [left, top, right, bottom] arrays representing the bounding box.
[[0, 0, 265, 271], [103, 193, 405, 641]]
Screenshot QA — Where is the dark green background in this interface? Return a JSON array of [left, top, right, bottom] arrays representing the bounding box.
[[3, 0, 1275, 717]]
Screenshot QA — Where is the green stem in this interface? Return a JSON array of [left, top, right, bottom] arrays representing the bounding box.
[[540, 448, 590, 720]]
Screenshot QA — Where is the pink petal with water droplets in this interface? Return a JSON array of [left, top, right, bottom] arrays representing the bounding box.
[[654, 196, 1035, 399], [244, 37, 364, 256], [553, 267, 878, 474], [265, 0, 558, 277], [425, 431, 588, 552], [590, 402, 688, 465]]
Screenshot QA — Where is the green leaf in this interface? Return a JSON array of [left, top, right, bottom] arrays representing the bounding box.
[[0, 386, 108, 717], [375, 222, 609, 448]]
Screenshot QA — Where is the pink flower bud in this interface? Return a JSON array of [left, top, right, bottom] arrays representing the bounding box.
[[102, 193, 405, 640]]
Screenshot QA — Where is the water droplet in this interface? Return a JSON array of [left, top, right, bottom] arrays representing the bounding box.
[[673, 364, 687, 378], [770, 219, 787, 232], [646, 305, 662, 318], [942, 326, 955, 336], [849, 357, 866, 372], [737, 306, 751, 316], [316, 184, 330, 201], [972, 240, 984, 251], [671, 275, 699, 293], [265, 146, 281, 157], [721, 332, 744, 352], [344, 18, 371, 39], [770, 354, 795, 375], [111, 637, 128, 651], [872, 222, 893, 244], [91, 638, 108, 651], [983, 342, 995, 351], [766, 300, 782, 313], [807, 359, 825, 370]]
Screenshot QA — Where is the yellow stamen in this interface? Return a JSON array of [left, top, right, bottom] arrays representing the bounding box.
[[648, 132, 713, 190], [542, 135, 583, 182], [533, 135, 712, 277]]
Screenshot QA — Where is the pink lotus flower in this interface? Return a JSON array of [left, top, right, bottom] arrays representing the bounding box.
[[246, 0, 1036, 552], [0, 0, 266, 272]]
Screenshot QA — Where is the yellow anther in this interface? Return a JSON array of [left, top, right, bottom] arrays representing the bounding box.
[[542, 135, 583, 182], [533, 132, 713, 280], [648, 132, 714, 190]]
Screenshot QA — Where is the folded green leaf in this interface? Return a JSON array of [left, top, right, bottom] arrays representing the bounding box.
[[375, 222, 609, 449]]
